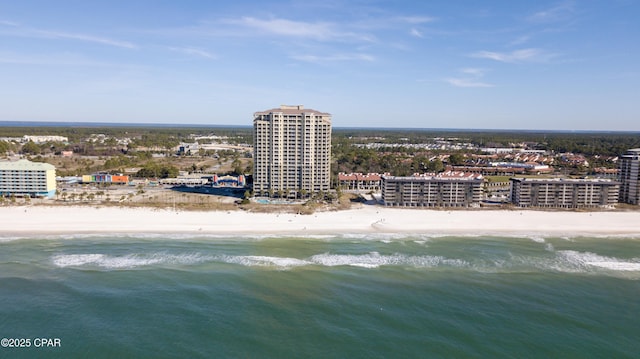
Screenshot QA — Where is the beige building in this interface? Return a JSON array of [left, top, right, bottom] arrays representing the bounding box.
[[253, 105, 331, 198], [338, 172, 387, 193], [381, 172, 484, 207], [510, 177, 619, 209], [0, 159, 57, 198], [618, 148, 640, 205]]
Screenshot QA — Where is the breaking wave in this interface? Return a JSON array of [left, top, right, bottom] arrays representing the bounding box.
[[556, 250, 640, 272], [219, 255, 312, 268], [52, 253, 210, 269], [48, 249, 640, 276]]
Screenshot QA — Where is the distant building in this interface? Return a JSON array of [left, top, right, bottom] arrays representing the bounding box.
[[160, 176, 208, 186], [0, 159, 56, 198], [338, 172, 387, 193], [618, 148, 640, 205], [82, 173, 129, 185], [178, 143, 201, 155], [480, 147, 515, 154], [210, 174, 246, 187], [449, 165, 526, 176], [381, 171, 484, 207], [510, 178, 619, 209], [22, 135, 68, 144], [253, 105, 331, 198], [449, 162, 552, 176], [592, 167, 619, 179]]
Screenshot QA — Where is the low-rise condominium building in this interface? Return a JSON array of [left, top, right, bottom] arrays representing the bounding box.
[[381, 171, 484, 207], [510, 177, 619, 209], [338, 172, 388, 193]]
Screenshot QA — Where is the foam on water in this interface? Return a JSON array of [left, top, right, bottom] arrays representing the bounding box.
[[53, 254, 105, 267], [52, 253, 210, 269], [309, 252, 467, 269], [220, 255, 311, 269], [46, 246, 640, 277], [530, 236, 546, 243], [310, 252, 396, 268], [557, 250, 640, 272], [0, 236, 26, 242], [587, 261, 640, 271]]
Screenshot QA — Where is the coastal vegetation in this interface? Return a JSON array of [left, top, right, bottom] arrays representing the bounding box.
[[3, 125, 639, 176], [2, 123, 639, 211]]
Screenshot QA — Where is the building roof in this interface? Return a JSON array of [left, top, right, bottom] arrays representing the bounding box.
[[338, 172, 386, 181], [382, 171, 483, 181], [510, 177, 619, 184], [254, 105, 331, 117], [0, 159, 56, 171]]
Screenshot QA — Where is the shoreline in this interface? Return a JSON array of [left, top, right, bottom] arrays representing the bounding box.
[[2, 205, 640, 238]]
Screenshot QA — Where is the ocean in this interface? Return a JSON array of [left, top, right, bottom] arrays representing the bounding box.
[[1, 233, 639, 358]]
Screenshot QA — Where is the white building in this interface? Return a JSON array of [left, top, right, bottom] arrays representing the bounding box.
[[510, 177, 619, 209], [22, 135, 68, 144], [253, 105, 331, 198], [0, 159, 57, 198], [381, 172, 484, 207], [618, 148, 640, 205]]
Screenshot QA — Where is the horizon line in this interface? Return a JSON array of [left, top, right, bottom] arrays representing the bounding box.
[[0, 120, 638, 134]]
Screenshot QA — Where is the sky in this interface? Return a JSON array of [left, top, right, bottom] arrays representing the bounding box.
[[1, 0, 639, 130]]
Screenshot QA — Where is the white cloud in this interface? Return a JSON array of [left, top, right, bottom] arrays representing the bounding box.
[[410, 28, 423, 38], [0, 20, 19, 26], [528, 1, 575, 23], [0, 51, 118, 67], [460, 68, 485, 76], [222, 16, 373, 42], [445, 78, 493, 88], [471, 48, 555, 63], [34, 30, 137, 49], [445, 68, 493, 88], [509, 35, 531, 46], [291, 53, 375, 64], [168, 47, 216, 59], [396, 16, 435, 24], [0, 23, 136, 49]]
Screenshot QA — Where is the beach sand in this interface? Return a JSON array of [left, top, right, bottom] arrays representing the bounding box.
[[2, 205, 640, 237]]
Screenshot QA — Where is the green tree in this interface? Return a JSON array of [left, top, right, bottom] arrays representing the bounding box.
[[0, 141, 14, 154], [21, 141, 41, 155], [448, 153, 465, 166], [426, 158, 444, 172]]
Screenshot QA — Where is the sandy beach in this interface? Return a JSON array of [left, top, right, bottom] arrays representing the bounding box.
[[1, 205, 640, 237]]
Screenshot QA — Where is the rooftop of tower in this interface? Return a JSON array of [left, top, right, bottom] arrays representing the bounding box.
[[254, 105, 331, 117]]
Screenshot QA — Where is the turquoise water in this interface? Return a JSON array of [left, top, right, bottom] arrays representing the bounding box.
[[1, 234, 639, 358]]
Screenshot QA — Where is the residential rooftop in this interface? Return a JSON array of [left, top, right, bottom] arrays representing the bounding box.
[[254, 105, 331, 117], [0, 159, 56, 171]]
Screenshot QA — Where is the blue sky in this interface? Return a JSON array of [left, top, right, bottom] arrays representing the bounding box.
[[1, 0, 638, 130]]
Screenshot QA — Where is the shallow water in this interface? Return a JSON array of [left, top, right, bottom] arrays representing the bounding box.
[[1, 233, 639, 358]]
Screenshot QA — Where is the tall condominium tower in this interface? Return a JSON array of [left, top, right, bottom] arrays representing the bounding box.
[[253, 105, 331, 198], [618, 148, 640, 205]]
